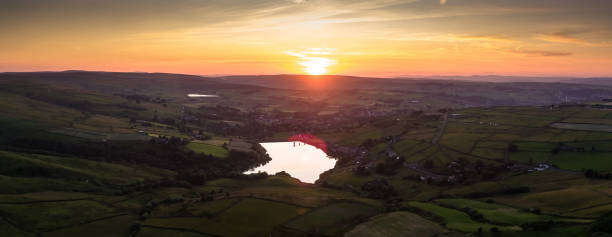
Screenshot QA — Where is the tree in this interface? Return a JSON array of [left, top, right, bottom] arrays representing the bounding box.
[[551, 147, 560, 154], [424, 160, 435, 170], [375, 163, 387, 174], [508, 144, 518, 152], [589, 212, 612, 234]]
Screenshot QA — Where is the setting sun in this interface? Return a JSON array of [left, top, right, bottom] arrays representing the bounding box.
[[287, 49, 337, 75], [300, 57, 335, 75]]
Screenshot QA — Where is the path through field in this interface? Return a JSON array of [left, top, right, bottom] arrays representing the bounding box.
[[432, 112, 448, 144]]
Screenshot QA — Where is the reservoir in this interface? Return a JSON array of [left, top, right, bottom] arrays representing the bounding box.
[[187, 94, 219, 98], [245, 142, 336, 183]]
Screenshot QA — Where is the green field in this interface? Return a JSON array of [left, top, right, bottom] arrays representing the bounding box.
[[145, 198, 308, 237], [550, 152, 612, 171], [137, 227, 210, 237], [406, 201, 522, 232], [345, 211, 448, 237], [186, 142, 229, 158], [0, 150, 171, 185], [283, 202, 380, 235], [44, 214, 137, 237], [551, 123, 612, 133], [0, 200, 123, 232], [434, 199, 587, 225], [493, 188, 612, 217]]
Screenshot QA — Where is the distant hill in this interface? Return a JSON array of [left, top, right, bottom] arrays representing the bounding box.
[[2, 71, 612, 107], [0, 71, 257, 96], [415, 75, 576, 83], [564, 78, 612, 86]]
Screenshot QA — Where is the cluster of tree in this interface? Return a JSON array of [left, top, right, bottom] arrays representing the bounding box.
[[589, 212, 612, 234], [360, 179, 397, 199], [520, 221, 554, 231], [508, 144, 518, 152], [454, 159, 507, 182], [176, 170, 207, 185], [354, 164, 371, 176], [361, 138, 381, 148], [383, 197, 404, 212], [583, 169, 612, 179], [552, 142, 592, 154], [462, 185, 530, 198], [458, 207, 485, 222], [374, 158, 404, 176], [7, 135, 271, 186], [230, 172, 269, 180], [114, 93, 168, 105]]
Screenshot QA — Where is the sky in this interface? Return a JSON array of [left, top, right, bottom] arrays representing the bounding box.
[[1, 0, 612, 77]]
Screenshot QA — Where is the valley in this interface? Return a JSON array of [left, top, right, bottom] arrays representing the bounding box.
[[1, 72, 612, 236]]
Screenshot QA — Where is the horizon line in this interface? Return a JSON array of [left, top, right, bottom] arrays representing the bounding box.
[[1, 70, 611, 79]]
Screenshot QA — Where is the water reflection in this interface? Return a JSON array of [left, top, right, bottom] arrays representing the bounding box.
[[187, 94, 219, 98], [245, 142, 336, 183]]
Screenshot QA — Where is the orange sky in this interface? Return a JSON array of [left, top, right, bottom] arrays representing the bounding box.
[[1, 0, 612, 77]]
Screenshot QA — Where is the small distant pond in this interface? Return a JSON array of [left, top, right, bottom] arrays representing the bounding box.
[[245, 142, 337, 183], [187, 94, 219, 98]]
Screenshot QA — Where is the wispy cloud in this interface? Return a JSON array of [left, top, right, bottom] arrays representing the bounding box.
[[536, 30, 609, 47], [452, 34, 515, 43], [383, 33, 516, 44], [506, 47, 572, 57]]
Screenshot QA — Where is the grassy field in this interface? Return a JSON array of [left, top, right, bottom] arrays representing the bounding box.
[[137, 227, 211, 237], [283, 202, 380, 235], [345, 211, 448, 237], [186, 142, 229, 158], [145, 197, 308, 237], [227, 140, 252, 152], [551, 123, 612, 133], [44, 214, 137, 237], [183, 198, 242, 217], [0, 150, 172, 185], [406, 201, 522, 232], [0, 200, 123, 232], [50, 128, 150, 142], [434, 199, 587, 225], [550, 152, 612, 171], [203, 176, 382, 208], [493, 188, 612, 217]]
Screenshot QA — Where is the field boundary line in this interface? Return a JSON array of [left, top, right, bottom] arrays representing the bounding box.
[[0, 215, 43, 237], [562, 201, 612, 215], [139, 225, 221, 237], [279, 200, 380, 235], [111, 192, 149, 204], [0, 198, 91, 205], [41, 213, 130, 232], [208, 197, 243, 217]]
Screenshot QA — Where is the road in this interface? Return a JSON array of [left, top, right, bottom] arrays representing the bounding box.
[[432, 112, 448, 144]]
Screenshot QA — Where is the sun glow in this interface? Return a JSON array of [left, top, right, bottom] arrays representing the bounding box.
[[287, 49, 336, 75], [300, 57, 335, 75]]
